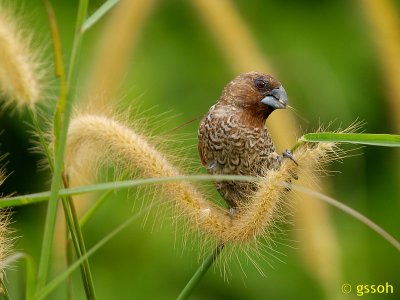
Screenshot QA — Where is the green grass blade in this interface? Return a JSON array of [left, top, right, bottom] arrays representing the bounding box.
[[291, 184, 400, 251], [301, 133, 400, 147], [67, 196, 96, 298], [82, 0, 119, 32], [36, 205, 153, 299], [43, 0, 67, 155], [0, 191, 51, 207], [60, 196, 95, 298], [37, 0, 90, 293], [0, 175, 257, 208], [79, 190, 112, 228]]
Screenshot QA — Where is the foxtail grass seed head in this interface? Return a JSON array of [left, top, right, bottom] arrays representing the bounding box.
[[0, 210, 11, 272], [66, 114, 340, 249], [0, 3, 45, 110], [0, 169, 13, 293]]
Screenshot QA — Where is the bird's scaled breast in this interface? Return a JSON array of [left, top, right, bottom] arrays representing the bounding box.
[[198, 105, 276, 176]]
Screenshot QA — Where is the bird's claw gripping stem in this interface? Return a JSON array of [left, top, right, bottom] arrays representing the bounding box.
[[282, 149, 298, 166], [282, 149, 299, 180]]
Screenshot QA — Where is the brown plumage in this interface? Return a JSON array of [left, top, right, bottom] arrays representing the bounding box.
[[198, 72, 289, 208]]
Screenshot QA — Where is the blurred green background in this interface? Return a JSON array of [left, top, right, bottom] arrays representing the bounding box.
[[1, 0, 399, 299]]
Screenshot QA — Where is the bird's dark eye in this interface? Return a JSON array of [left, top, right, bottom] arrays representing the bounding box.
[[254, 78, 268, 91]]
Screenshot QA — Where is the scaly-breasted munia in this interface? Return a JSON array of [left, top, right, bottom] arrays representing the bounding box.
[[198, 72, 290, 208]]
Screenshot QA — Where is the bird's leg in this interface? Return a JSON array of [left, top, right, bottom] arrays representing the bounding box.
[[282, 149, 298, 166], [281, 149, 299, 183]]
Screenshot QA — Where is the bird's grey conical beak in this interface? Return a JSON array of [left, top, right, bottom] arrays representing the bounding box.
[[261, 86, 288, 109]]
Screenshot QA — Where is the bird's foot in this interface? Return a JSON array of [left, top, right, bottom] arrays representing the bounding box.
[[282, 149, 299, 181], [282, 149, 298, 166]]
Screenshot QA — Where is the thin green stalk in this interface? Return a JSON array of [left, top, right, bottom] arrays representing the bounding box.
[[61, 173, 96, 299], [293, 133, 400, 151], [35, 135, 62, 291], [79, 190, 112, 228], [25, 253, 36, 300], [67, 1, 89, 88], [65, 191, 112, 292], [37, 205, 154, 299], [36, 0, 67, 292], [29, 88, 96, 297], [42, 0, 67, 155], [36, 0, 90, 293], [2, 174, 398, 251], [77, 170, 130, 227], [0, 175, 257, 208], [67, 195, 96, 298], [76, 171, 129, 229], [65, 218, 74, 300], [290, 184, 400, 251], [26, 23, 95, 296], [82, 0, 119, 32], [41, 2, 96, 296], [60, 197, 94, 298], [177, 243, 224, 300], [43, 0, 66, 81], [301, 132, 400, 147]]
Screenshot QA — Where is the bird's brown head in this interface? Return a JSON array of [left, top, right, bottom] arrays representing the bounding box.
[[219, 71, 288, 121]]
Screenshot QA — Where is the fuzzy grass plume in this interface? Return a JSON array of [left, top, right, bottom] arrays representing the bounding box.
[[66, 113, 340, 248], [0, 209, 11, 270], [0, 3, 45, 110], [0, 168, 13, 295]]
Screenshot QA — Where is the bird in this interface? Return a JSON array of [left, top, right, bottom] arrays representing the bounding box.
[[198, 71, 291, 209]]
